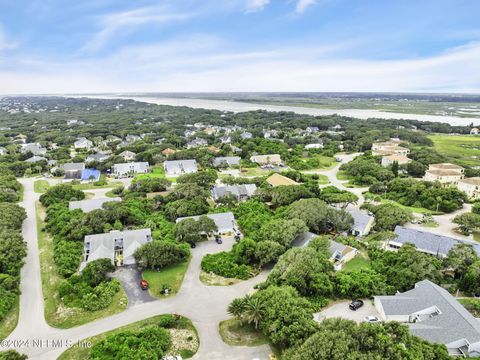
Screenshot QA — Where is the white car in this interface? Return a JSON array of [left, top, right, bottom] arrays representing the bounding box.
[[364, 316, 380, 323]]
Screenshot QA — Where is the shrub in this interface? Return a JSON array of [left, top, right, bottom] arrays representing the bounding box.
[[201, 252, 255, 280]]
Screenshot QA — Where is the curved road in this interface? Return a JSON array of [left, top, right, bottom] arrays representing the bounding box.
[[5, 178, 270, 359]]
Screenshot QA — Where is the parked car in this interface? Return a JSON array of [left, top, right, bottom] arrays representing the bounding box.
[[349, 299, 364, 311], [189, 242, 196, 249], [140, 279, 149, 290], [364, 315, 380, 323], [215, 236, 223, 244]]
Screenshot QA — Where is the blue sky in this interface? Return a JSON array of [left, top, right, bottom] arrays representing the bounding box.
[[0, 0, 479, 94]]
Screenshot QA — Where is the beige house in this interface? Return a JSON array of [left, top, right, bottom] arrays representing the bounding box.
[[250, 154, 282, 165], [457, 177, 480, 199], [381, 154, 411, 167], [372, 140, 409, 157], [424, 163, 464, 184]]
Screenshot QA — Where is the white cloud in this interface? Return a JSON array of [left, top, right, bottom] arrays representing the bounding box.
[[245, 0, 270, 13], [295, 0, 316, 14], [1, 39, 480, 94], [82, 5, 192, 52]]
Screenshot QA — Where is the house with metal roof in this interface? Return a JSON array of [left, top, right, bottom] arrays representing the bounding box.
[[375, 280, 480, 357], [212, 156, 241, 168], [385, 226, 480, 258], [163, 160, 198, 177], [81, 229, 152, 269], [69, 197, 121, 213], [211, 184, 257, 202], [112, 162, 150, 178], [176, 212, 238, 235], [292, 232, 358, 270]]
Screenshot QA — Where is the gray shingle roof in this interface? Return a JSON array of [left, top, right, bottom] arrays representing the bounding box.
[[292, 232, 353, 259], [82, 229, 152, 268], [392, 226, 480, 257], [113, 162, 149, 176], [69, 197, 121, 213], [375, 280, 480, 352], [176, 212, 237, 234], [212, 156, 241, 167], [349, 208, 374, 234], [211, 184, 257, 201], [163, 160, 197, 175], [60, 162, 85, 172]]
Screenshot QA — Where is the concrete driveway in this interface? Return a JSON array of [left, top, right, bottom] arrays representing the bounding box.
[[112, 266, 155, 307], [315, 300, 380, 324]]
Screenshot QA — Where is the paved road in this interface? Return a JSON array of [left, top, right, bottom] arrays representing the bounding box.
[[5, 186, 270, 359]]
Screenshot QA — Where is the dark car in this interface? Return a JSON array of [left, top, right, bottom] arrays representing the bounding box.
[[140, 279, 149, 290], [349, 299, 364, 311], [215, 236, 223, 244], [189, 242, 196, 249]]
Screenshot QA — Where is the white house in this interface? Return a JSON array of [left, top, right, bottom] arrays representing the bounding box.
[[471, 128, 479, 135], [74, 137, 93, 150], [457, 177, 480, 199], [163, 160, 198, 177], [305, 142, 324, 150], [119, 150, 136, 161], [112, 162, 150, 178]]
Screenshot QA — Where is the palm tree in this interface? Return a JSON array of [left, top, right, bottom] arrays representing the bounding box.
[[244, 296, 264, 330], [227, 298, 246, 323]]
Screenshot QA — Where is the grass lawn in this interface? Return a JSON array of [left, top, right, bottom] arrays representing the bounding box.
[[429, 134, 480, 167], [135, 166, 166, 180], [239, 167, 270, 177], [58, 315, 199, 360], [34, 179, 50, 193], [219, 318, 269, 347], [459, 298, 480, 317], [336, 170, 350, 181], [200, 270, 243, 286], [0, 298, 19, 340], [341, 252, 371, 272], [72, 181, 123, 191], [143, 260, 190, 298], [317, 174, 329, 184], [36, 202, 128, 328], [474, 232, 480, 242], [379, 198, 441, 215]]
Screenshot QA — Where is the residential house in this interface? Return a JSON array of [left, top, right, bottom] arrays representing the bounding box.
[[69, 198, 121, 213], [292, 232, 358, 270], [384, 226, 480, 258], [187, 138, 208, 148], [74, 137, 93, 150], [381, 154, 412, 167], [161, 148, 176, 156], [457, 177, 480, 199], [306, 126, 320, 133], [374, 280, 480, 357], [305, 142, 324, 150], [231, 145, 242, 154], [86, 153, 109, 164], [372, 140, 409, 157], [424, 163, 465, 184], [266, 173, 299, 187], [471, 128, 479, 135], [211, 184, 257, 202], [0, 147, 7, 156], [21, 142, 47, 156], [203, 127, 217, 135], [240, 132, 253, 139], [163, 160, 198, 177], [119, 150, 136, 161], [59, 162, 85, 179], [250, 154, 282, 166], [25, 156, 46, 163], [212, 156, 241, 168], [125, 134, 142, 143], [81, 229, 152, 269], [348, 208, 375, 236], [112, 162, 150, 178], [220, 135, 232, 144], [176, 212, 239, 236]]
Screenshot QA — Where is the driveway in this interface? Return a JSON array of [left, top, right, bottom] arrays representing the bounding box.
[[112, 266, 155, 307], [314, 300, 380, 324]]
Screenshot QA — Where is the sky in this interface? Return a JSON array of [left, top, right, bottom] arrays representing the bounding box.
[[0, 0, 479, 94]]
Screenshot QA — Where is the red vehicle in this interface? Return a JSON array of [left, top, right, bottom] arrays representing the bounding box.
[[140, 279, 149, 290]]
